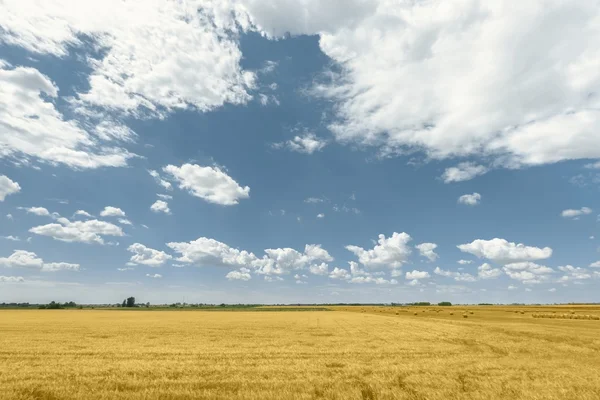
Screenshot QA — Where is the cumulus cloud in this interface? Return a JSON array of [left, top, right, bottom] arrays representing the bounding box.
[[443, 163, 488, 183], [0, 64, 134, 168], [477, 263, 503, 280], [167, 237, 332, 277], [458, 193, 482, 206], [317, 213, 325, 219], [157, 194, 173, 200], [226, 268, 252, 281], [309, 262, 329, 276], [248, 1, 600, 170], [148, 170, 172, 191], [561, 207, 592, 218], [503, 262, 554, 284], [164, 163, 250, 206], [73, 210, 93, 218], [146, 274, 162, 279], [590, 261, 600, 268], [328, 261, 397, 284], [0, 0, 255, 118], [415, 243, 438, 262], [557, 265, 592, 283], [127, 243, 172, 267], [0, 175, 21, 201], [150, 200, 171, 214], [17, 207, 50, 216], [29, 218, 124, 244], [118, 218, 133, 225], [458, 238, 552, 264], [100, 206, 126, 217], [434, 267, 477, 282], [329, 267, 351, 280], [273, 133, 327, 154], [346, 232, 412, 269], [0, 276, 25, 283], [0, 250, 79, 271], [41, 262, 80, 272], [405, 270, 430, 280], [457, 259, 473, 265]]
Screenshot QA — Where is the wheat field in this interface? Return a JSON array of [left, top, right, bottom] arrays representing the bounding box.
[[1, 307, 600, 399]]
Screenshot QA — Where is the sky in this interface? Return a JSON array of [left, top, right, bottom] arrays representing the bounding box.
[[1, 0, 600, 305]]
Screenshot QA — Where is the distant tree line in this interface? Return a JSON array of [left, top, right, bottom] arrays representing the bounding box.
[[38, 301, 78, 309]]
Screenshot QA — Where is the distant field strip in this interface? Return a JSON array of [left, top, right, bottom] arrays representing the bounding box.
[[1, 308, 600, 399]]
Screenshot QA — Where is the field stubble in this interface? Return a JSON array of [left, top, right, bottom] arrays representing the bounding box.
[[1, 307, 600, 399]]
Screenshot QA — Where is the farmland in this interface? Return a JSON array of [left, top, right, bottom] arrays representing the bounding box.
[[1, 306, 600, 399]]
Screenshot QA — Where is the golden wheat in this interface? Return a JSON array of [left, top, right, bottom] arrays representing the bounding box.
[[1, 307, 600, 399]]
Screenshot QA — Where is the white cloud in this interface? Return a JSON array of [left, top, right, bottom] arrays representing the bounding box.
[[273, 133, 327, 154], [0, 250, 42, 269], [150, 200, 171, 214], [0, 276, 25, 283], [346, 232, 412, 269], [458, 238, 552, 264], [503, 262, 554, 284], [250, 1, 600, 169], [2, 235, 20, 241], [127, 243, 172, 267], [167, 237, 332, 277], [477, 263, 502, 280], [329, 267, 351, 280], [29, 218, 124, 244], [0, 250, 79, 271], [0, 64, 133, 168], [73, 210, 93, 218], [405, 270, 430, 280], [148, 170, 173, 191], [349, 276, 398, 285], [18, 207, 50, 216], [304, 197, 326, 204], [443, 163, 488, 183], [457, 259, 473, 265], [146, 274, 162, 279], [557, 265, 592, 282], [561, 207, 592, 218], [100, 206, 126, 218], [309, 262, 329, 276], [590, 261, 600, 268], [117, 218, 132, 226], [6, 213, 13, 220], [157, 194, 173, 200], [226, 268, 252, 281], [415, 242, 438, 262], [164, 163, 250, 206], [264, 276, 284, 282], [586, 161, 600, 169], [508, 285, 518, 290], [0, 0, 255, 118], [458, 193, 482, 206], [0, 175, 21, 201], [434, 267, 477, 282], [41, 262, 80, 272], [548, 288, 557, 292], [317, 213, 325, 219]]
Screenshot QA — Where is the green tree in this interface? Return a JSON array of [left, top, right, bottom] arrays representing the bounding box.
[[126, 297, 136, 307]]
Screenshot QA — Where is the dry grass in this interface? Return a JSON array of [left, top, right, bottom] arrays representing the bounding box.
[[1, 307, 600, 399]]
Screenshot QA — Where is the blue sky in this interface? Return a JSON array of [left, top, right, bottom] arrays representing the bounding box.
[[1, 0, 600, 304]]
